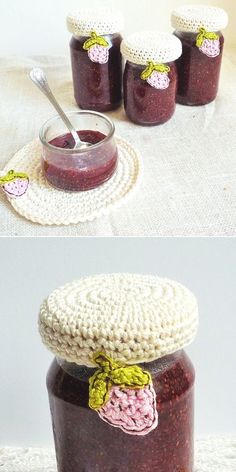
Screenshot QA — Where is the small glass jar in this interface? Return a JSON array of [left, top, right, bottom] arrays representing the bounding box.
[[40, 111, 118, 192], [171, 5, 228, 105], [121, 32, 182, 125], [39, 273, 198, 472], [67, 9, 124, 112]]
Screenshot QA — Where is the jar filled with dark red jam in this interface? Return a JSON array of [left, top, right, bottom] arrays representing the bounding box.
[[66, 8, 124, 112], [171, 5, 228, 106], [40, 111, 118, 191], [121, 32, 182, 125], [39, 273, 198, 472]]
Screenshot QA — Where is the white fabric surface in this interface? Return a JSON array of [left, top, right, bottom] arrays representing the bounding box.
[[0, 52, 236, 236], [1, 437, 236, 471]]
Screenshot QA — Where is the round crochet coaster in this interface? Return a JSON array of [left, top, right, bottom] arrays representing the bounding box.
[[171, 5, 228, 33], [3, 138, 141, 225], [39, 273, 198, 367]]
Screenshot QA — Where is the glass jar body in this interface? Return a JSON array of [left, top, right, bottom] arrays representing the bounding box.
[[70, 33, 123, 112], [174, 30, 224, 105], [40, 111, 118, 191], [123, 61, 177, 126], [47, 349, 195, 472]]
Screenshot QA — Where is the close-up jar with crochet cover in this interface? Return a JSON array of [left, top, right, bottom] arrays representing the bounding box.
[[39, 273, 198, 472], [121, 32, 182, 125], [67, 8, 124, 112], [171, 5, 228, 106]]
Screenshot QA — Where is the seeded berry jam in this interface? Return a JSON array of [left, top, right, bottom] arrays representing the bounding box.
[[40, 111, 117, 191], [42, 130, 118, 191], [174, 31, 224, 105], [47, 350, 194, 472], [123, 61, 177, 125], [70, 33, 123, 112]]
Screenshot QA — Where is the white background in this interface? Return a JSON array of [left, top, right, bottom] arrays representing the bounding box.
[[0, 237, 236, 447], [0, 0, 235, 56]]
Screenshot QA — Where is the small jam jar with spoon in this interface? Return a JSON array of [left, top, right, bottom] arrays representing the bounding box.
[[171, 5, 228, 105], [29, 68, 118, 192], [40, 111, 118, 192], [67, 8, 124, 112], [121, 32, 182, 125]]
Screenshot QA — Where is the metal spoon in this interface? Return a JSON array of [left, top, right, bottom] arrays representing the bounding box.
[[29, 68, 90, 150]]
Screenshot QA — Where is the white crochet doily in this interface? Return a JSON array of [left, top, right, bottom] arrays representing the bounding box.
[[39, 273, 198, 367], [1, 437, 236, 472], [171, 5, 228, 33], [121, 31, 182, 65], [3, 137, 141, 225], [67, 8, 124, 37]]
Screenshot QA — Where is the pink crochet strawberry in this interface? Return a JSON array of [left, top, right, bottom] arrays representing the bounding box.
[[196, 28, 220, 58], [83, 31, 109, 64], [0, 169, 29, 198], [141, 62, 170, 90], [89, 353, 158, 436]]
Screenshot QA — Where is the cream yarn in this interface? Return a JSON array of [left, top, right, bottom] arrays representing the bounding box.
[[121, 32, 182, 66], [39, 273, 198, 367], [67, 8, 124, 37], [171, 5, 228, 33], [3, 138, 141, 225]]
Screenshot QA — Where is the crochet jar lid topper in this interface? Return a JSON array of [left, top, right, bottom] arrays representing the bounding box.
[[171, 5, 228, 33], [39, 273, 198, 367], [67, 8, 124, 37], [121, 31, 182, 66]]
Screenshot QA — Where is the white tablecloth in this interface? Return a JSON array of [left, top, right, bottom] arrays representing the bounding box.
[[1, 437, 236, 471], [0, 52, 236, 236]]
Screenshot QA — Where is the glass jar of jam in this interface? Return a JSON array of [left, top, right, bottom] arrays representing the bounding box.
[[171, 5, 228, 106], [39, 274, 198, 472], [67, 9, 124, 112], [40, 111, 118, 191], [121, 32, 182, 125]]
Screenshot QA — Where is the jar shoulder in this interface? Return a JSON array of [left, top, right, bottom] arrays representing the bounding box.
[[173, 30, 224, 46], [70, 33, 122, 51], [47, 350, 194, 406]]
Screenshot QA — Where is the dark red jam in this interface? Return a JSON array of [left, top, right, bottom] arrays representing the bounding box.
[[123, 61, 177, 125], [70, 34, 123, 112], [47, 350, 195, 472], [174, 31, 224, 105], [42, 130, 118, 191]]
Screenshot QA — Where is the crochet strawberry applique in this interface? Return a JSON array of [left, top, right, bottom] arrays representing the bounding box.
[[0, 169, 29, 198], [83, 31, 109, 64], [141, 62, 170, 90], [89, 353, 158, 435], [196, 28, 220, 58]]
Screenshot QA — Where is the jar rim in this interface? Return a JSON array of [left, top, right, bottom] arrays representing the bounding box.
[[39, 110, 115, 154]]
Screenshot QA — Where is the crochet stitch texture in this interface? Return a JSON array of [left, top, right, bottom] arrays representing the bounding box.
[[171, 5, 228, 33], [39, 273, 198, 367]]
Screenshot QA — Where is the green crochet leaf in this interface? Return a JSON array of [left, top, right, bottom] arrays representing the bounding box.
[[89, 370, 110, 410], [141, 61, 170, 80], [141, 61, 155, 80], [0, 169, 28, 185], [196, 28, 219, 47], [89, 352, 152, 410], [110, 365, 151, 388], [83, 31, 109, 51]]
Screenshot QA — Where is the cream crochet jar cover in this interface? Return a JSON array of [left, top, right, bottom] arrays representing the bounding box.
[[67, 8, 124, 37], [39, 273, 198, 367], [171, 5, 228, 33], [121, 31, 182, 66]]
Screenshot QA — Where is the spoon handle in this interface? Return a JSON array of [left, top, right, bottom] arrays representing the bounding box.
[[29, 68, 81, 146]]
